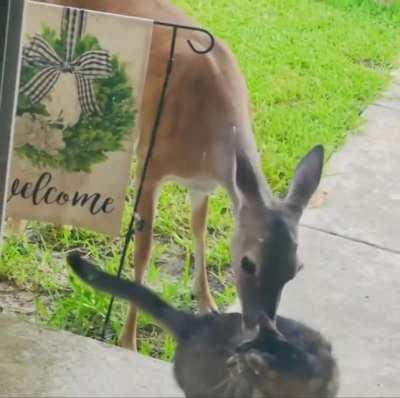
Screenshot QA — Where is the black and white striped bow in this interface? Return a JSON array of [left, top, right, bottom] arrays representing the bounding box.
[[20, 8, 112, 115]]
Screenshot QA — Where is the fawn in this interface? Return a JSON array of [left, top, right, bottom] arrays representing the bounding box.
[[13, 0, 324, 350]]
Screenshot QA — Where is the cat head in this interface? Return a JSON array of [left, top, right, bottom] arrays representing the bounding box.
[[227, 315, 337, 398]]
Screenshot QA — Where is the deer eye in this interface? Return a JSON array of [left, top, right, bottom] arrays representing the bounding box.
[[241, 257, 256, 275]]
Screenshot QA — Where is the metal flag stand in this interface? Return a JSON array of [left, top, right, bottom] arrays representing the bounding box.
[[101, 21, 215, 339]]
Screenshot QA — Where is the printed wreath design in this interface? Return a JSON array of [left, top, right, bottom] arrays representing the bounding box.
[[16, 24, 136, 172]]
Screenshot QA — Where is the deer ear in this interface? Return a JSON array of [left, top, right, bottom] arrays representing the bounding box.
[[285, 145, 324, 213], [235, 151, 262, 200]]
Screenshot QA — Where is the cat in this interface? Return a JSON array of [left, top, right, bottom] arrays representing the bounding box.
[[67, 250, 339, 398]]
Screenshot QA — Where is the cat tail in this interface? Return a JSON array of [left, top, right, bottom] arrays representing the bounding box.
[[67, 251, 196, 340]]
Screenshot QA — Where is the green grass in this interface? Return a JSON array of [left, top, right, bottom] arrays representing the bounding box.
[[1, 0, 400, 360]]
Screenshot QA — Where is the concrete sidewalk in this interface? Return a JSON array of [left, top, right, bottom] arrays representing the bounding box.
[[279, 70, 400, 396], [0, 314, 183, 397]]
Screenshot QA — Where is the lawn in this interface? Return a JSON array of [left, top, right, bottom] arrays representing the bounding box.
[[1, 0, 400, 360]]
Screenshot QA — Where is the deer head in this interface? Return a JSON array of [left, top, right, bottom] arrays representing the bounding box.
[[231, 145, 324, 328]]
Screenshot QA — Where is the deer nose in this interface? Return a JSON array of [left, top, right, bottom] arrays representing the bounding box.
[[263, 288, 283, 320], [242, 313, 259, 330]]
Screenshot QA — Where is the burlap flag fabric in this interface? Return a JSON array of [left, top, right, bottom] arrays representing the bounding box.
[[7, 1, 153, 236]]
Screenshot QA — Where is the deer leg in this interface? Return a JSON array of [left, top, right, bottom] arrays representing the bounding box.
[[119, 180, 158, 351], [190, 191, 218, 313]]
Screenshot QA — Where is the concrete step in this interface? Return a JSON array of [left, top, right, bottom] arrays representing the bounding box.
[[0, 314, 183, 397]]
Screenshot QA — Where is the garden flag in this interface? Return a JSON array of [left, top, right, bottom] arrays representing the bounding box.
[[6, 1, 153, 236]]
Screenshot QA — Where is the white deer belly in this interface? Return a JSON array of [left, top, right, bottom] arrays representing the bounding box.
[[165, 175, 218, 194]]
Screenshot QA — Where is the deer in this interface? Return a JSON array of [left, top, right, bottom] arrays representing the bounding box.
[[13, 0, 324, 351]]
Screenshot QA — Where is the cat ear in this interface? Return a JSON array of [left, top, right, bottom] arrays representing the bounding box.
[[226, 354, 238, 368], [246, 351, 277, 378], [258, 313, 284, 339], [258, 313, 276, 331]]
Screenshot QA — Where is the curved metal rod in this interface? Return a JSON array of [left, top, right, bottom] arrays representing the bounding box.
[[154, 21, 215, 54]]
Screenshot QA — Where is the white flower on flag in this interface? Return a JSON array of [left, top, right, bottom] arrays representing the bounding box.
[[15, 114, 65, 155]]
